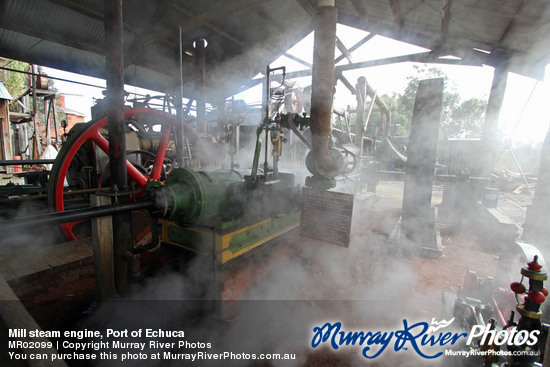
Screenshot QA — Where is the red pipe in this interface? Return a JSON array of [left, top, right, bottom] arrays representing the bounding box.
[[150, 125, 171, 180]]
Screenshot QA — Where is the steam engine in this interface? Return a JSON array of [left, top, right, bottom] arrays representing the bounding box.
[[150, 167, 301, 264]]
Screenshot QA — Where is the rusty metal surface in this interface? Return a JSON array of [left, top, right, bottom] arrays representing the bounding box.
[[310, 5, 337, 176]]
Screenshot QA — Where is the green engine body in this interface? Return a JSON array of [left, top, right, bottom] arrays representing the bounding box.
[[159, 168, 301, 263]]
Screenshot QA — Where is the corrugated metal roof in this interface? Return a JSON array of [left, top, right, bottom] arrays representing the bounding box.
[[1, 0, 549, 98]]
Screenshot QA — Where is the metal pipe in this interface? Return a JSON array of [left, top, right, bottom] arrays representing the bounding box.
[[363, 90, 378, 144], [0, 66, 105, 90], [104, 0, 127, 191], [309, 3, 338, 176], [264, 66, 270, 179], [132, 216, 159, 254], [175, 26, 185, 167], [0, 187, 109, 204], [354, 76, 366, 155], [0, 200, 154, 229], [31, 64, 39, 159], [250, 127, 263, 180], [0, 159, 55, 165], [509, 147, 534, 199], [195, 38, 207, 134]]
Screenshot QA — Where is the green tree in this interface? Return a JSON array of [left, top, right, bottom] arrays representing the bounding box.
[[397, 64, 487, 139], [0, 58, 30, 97]]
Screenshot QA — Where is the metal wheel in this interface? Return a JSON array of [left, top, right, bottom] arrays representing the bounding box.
[[47, 108, 200, 241]]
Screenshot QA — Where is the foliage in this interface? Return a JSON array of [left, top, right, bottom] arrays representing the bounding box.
[[494, 141, 543, 174], [395, 65, 487, 139], [349, 65, 545, 174], [0, 58, 30, 97]]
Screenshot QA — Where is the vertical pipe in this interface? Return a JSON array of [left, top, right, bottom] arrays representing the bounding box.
[[104, 0, 132, 295], [354, 76, 366, 156], [309, 2, 337, 175], [31, 64, 39, 159], [175, 26, 185, 167], [195, 38, 207, 134], [264, 67, 270, 179], [104, 0, 126, 191]]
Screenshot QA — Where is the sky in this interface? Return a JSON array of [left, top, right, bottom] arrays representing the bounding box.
[[43, 23, 550, 145]]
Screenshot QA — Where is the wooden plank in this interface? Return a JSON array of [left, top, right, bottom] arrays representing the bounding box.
[[0, 101, 13, 160], [91, 194, 116, 301]]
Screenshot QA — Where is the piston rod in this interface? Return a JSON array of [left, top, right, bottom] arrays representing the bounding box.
[[0, 200, 154, 230]]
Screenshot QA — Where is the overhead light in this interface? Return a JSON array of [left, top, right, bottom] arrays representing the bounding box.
[[193, 39, 208, 48]]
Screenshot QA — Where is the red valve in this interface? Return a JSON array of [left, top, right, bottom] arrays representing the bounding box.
[[510, 282, 526, 294], [528, 290, 546, 304], [528, 256, 543, 272]]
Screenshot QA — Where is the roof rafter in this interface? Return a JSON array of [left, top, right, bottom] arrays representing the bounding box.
[[349, 0, 368, 17], [172, 4, 245, 48], [125, 0, 172, 68], [441, 0, 452, 42], [283, 52, 312, 68], [388, 0, 403, 29], [295, 0, 317, 17], [140, 0, 269, 50], [335, 33, 375, 64], [47, 0, 141, 34], [494, 0, 527, 51], [0, 21, 104, 56], [237, 51, 484, 93], [336, 36, 353, 63]]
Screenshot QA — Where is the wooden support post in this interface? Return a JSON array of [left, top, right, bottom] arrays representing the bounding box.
[[481, 60, 509, 176], [91, 194, 116, 301], [104, 0, 132, 295], [0, 100, 13, 161]]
